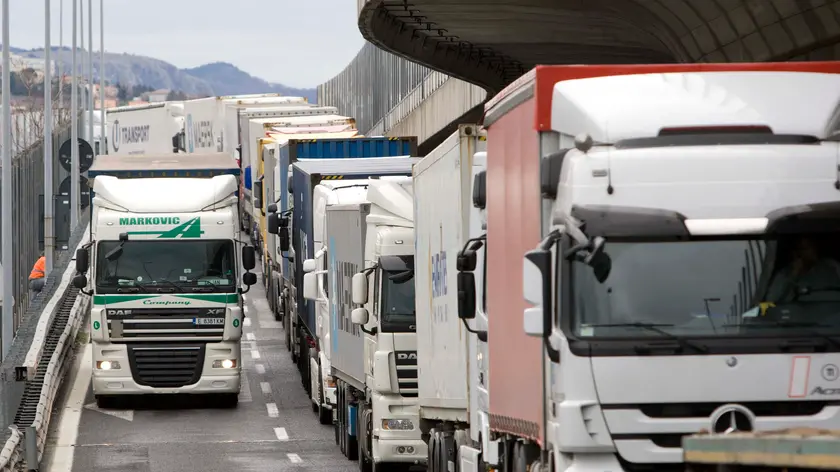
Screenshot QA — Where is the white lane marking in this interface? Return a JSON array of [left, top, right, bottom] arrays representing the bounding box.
[[239, 370, 253, 403], [255, 364, 266, 374], [266, 403, 279, 418], [48, 344, 92, 471], [245, 332, 255, 341], [243, 316, 252, 327], [260, 320, 283, 329], [250, 350, 261, 360], [243, 305, 250, 314], [83, 403, 134, 421], [274, 427, 289, 441], [287, 453, 302, 463], [260, 381, 271, 395]]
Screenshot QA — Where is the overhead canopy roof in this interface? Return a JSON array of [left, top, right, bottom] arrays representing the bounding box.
[[359, 0, 840, 94]]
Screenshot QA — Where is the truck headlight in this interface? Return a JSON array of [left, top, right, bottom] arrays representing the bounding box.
[[325, 375, 336, 388], [96, 360, 120, 370], [213, 359, 237, 369], [382, 419, 414, 431]]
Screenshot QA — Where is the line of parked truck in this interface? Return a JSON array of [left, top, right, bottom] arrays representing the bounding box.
[[87, 60, 840, 472]]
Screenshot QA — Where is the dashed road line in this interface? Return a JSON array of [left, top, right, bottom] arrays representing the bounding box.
[[260, 381, 271, 395], [243, 317, 252, 327], [274, 427, 289, 441], [255, 364, 265, 374], [250, 350, 261, 360], [287, 453, 302, 463], [266, 403, 279, 418], [245, 332, 255, 341], [238, 370, 253, 403]]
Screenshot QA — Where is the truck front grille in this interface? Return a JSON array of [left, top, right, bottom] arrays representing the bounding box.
[[128, 344, 204, 388], [394, 350, 418, 398], [106, 307, 226, 342]]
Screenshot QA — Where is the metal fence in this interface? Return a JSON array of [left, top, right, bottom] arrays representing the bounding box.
[[0, 214, 88, 443], [317, 42, 436, 135]]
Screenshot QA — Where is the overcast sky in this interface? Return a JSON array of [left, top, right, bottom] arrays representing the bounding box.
[[8, 0, 366, 89]]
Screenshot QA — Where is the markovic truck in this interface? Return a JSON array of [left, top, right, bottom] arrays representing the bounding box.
[[412, 125, 490, 472], [459, 62, 840, 472], [309, 176, 427, 470], [106, 102, 185, 155], [73, 152, 258, 408]]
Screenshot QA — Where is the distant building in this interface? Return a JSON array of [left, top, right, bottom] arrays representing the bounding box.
[[8, 52, 55, 76], [146, 89, 169, 103], [128, 99, 149, 106]]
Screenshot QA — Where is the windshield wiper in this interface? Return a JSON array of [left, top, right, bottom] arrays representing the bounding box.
[[587, 322, 709, 354], [728, 320, 840, 350]]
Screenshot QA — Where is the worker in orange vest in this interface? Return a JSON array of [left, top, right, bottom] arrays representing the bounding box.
[[29, 252, 46, 295]]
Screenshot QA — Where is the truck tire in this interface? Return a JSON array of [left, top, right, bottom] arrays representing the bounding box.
[[217, 393, 239, 409], [317, 364, 332, 425], [95, 395, 117, 409], [358, 403, 372, 472]]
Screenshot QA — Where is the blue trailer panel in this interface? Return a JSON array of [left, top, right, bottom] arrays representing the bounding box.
[[277, 137, 418, 285], [290, 157, 420, 337]]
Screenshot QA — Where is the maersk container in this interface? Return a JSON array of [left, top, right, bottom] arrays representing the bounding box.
[[290, 156, 421, 338], [278, 136, 419, 287]]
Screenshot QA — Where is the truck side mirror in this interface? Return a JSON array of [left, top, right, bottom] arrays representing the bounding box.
[[243, 272, 257, 286], [351, 273, 368, 305], [267, 213, 280, 234], [267, 203, 278, 213], [351, 307, 369, 325], [457, 249, 477, 272], [303, 273, 317, 301], [242, 246, 256, 271], [279, 231, 290, 252], [72, 274, 87, 289], [523, 249, 551, 338], [457, 272, 476, 320], [303, 258, 316, 273], [75, 248, 89, 273]]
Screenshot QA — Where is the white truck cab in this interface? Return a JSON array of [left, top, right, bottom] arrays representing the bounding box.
[[512, 67, 840, 471]]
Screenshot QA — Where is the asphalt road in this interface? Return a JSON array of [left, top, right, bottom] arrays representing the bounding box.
[[41, 268, 354, 472]]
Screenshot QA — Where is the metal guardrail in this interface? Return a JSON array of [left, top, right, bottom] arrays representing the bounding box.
[[0, 217, 89, 471]]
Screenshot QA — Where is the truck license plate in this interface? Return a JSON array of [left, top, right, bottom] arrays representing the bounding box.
[[194, 317, 225, 326]]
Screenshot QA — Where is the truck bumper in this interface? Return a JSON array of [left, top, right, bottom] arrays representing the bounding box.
[[91, 341, 241, 396], [373, 437, 428, 464], [555, 453, 627, 472], [371, 391, 427, 464]]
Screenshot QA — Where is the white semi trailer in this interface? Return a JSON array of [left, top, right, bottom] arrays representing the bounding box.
[[106, 102, 185, 155], [412, 125, 491, 472]]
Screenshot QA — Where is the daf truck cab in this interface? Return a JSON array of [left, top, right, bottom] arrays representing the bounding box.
[[73, 153, 258, 408]]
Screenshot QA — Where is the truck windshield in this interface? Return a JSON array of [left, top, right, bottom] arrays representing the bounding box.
[[96, 240, 236, 293], [380, 270, 415, 333], [571, 233, 840, 340]]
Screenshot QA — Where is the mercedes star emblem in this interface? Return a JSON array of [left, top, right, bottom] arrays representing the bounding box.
[[710, 404, 755, 435]]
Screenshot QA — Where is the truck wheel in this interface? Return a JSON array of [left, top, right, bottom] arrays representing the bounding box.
[[217, 393, 239, 409], [317, 364, 332, 425], [95, 395, 117, 409], [357, 403, 372, 472]]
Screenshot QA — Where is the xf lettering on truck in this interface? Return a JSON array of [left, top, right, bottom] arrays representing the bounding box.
[[119, 216, 181, 225], [432, 251, 448, 323], [336, 260, 360, 337]]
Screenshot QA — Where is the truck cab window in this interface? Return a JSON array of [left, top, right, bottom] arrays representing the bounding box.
[[96, 240, 236, 293]]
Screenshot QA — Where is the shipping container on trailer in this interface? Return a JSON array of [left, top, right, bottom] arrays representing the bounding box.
[[183, 97, 223, 154], [276, 136, 419, 281], [106, 102, 185, 155], [290, 156, 422, 343]]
